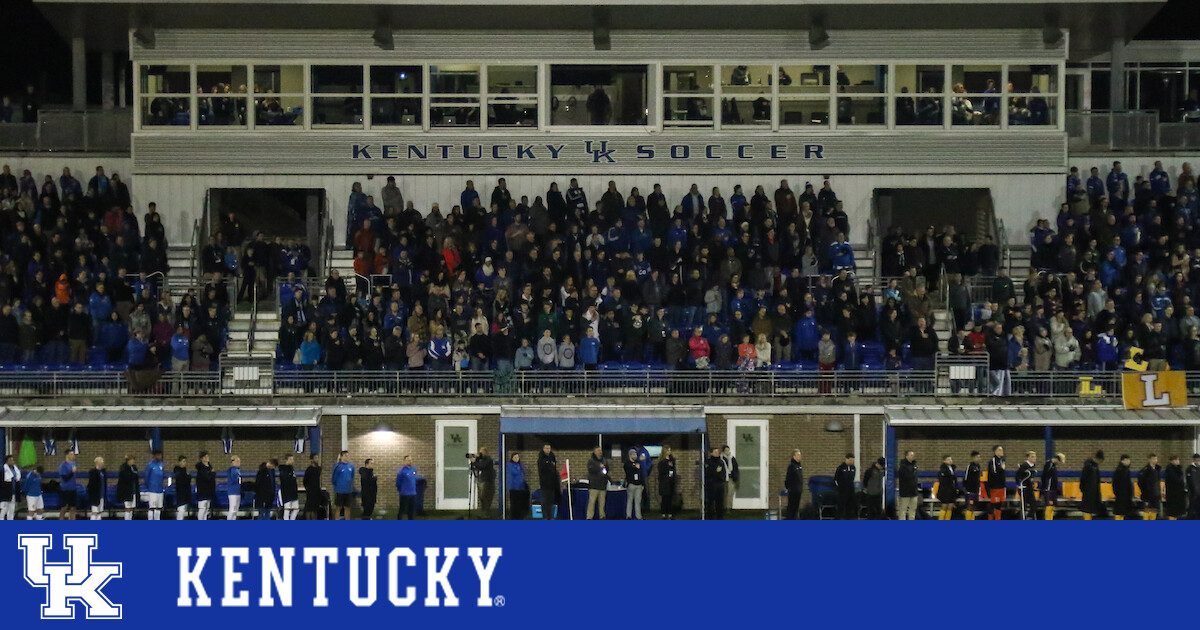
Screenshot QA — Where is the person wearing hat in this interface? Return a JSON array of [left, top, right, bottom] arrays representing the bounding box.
[[1164, 455, 1186, 520], [1015, 451, 1038, 520], [1138, 454, 1162, 520], [1080, 450, 1105, 520], [963, 451, 982, 520], [1187, 454, 1200, 518], [1040, 453, 1063, 520]]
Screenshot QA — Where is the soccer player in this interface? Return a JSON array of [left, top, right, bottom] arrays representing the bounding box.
[[174, 456, 192, 520], [936, 455, 957, 520], [254, 460, 277, 520], [1041, 453, 1062, 520], [23, 466, 44, 520], [58, 452, 79, 521], [331, 451, 356, 520], [1079, 450, 1105, 520], [87, 457, 107, 520], [0, 455, 19, 519], [117, 455, 139, 521], [1112, 454, 1134, 520], [963, 451, 982, 520], [195, 451, 215, 520], [145, 451, 165, 520], [1164, 455, 1186, 520], [279, 454, 299, 520], [1138, 454, 1161, 521], [1015, 451, 1037, 520], [226, 455, 243, 520], [986, 445, 1006, 520]]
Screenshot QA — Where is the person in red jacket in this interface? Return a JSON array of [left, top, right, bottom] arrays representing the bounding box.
[[688, 327, 710, 367]]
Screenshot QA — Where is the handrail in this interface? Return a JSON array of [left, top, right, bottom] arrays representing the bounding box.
[[189, 217, 200, 285], [322, 217, 335, 279], [994, 217, 1009, 274]]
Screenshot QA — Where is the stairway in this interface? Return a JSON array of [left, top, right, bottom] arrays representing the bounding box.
[[852, 243, 876, 291], [931, 308, 952, 352], [328, 249, 357, 280]]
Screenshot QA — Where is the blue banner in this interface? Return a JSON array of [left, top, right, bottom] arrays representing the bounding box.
[[2, 522, 1193, 626]]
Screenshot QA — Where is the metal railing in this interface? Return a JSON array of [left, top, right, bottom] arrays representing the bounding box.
[[321, 217, 335, 279], [0, 368, 1174, 401], [0, 109, 132, 153], [1066, 109, 1200, 151]]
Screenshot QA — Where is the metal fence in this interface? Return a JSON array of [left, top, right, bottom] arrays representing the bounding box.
[[0, 109, 132, 153], [0, 368, 1178, 401], [1066, 109, 1199, 151]]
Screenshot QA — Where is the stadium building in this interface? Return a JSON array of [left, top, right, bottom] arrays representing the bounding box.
[[0, 0, 1198, 520]]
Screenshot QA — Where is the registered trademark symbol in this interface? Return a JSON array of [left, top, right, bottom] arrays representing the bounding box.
[[493, 595, 506, 607]]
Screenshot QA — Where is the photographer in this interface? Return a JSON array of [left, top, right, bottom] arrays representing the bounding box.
[[469, 448, 496, 518]]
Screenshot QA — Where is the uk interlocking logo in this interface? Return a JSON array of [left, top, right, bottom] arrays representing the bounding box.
[[18, 534, 123, 620]]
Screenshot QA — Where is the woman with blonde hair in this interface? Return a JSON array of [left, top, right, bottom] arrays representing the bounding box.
[[754, 333, 772, 368]]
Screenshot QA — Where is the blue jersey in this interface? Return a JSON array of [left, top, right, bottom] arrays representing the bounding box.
[[332, 462, 356, 495], [23, 472, 42, 497], [59, 460, 78, 491], [395, 465, 418, 496], [227, 466, 242, 496], [1086, 175, 1105, 199], [145, 460, 165, 493]]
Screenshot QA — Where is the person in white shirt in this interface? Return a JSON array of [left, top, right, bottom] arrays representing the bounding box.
[[720, 445, 739, 508], [1, 455, 20, 520]]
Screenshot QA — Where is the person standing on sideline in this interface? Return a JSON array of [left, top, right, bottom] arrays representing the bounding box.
[[359, 458, 378, 520], [936, 455, 957, 520], [87, 457, 107, 520], [395, 456, 418, 520], [145, 451, 165, 520], [898, 450, 919, 520], [117, 456, 139, 521], [721, 445, 740, 509], [279, 454, 299, 520], [331, 450, 356, 520], [834, 454, 858, 519], [0, 455, 20, 520], [705, 447, 727, 520], [195, 452, 215, 520], [1165, 455, 1186, 520], [1138, 454, 1162, 520], [254, 460, 277, 520], [1041, 453, 1062, 520], [506, 452, 529, 520], [1113, 454, 1134, 520], [986, 445, 1007, 520], [963, 451, 982, 520], [174, 456, 192, 520], [537, 444, 559, 521], [23, 466, 44, 520], [586, 447, 610, 520], [58, 451, 79, 521], [624, 449, 645, 520], [303, 454, 322, 520], [1015, 451, 1038, 520], [862, 457, 885, 519], [1187, 454, 1200, 519], [784, 450, 804, 520], [469, 448, 496, 518], [226, 455, 243, 520], [1080, 450, 1104, 520], [658, 446, 678, 519]]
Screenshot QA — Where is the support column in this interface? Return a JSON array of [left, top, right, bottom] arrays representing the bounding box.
[[884, 423, 896, 509], [100, 51, 115, 110], [1044, 426, 1054, 462], [340, 414, 348, 452], [150, 428, 163, 452], [852, 413, 861, 481], [72, 36, 87, 110], [309, 426, 322, 455], [1110, 37, 1127, 110], [117, 59, 127, 108]]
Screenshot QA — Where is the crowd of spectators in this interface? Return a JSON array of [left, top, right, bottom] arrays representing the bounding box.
[[0, 162, 229, 372]]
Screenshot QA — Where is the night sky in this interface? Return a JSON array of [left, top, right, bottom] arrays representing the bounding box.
[[0, 0, 1197, 106]]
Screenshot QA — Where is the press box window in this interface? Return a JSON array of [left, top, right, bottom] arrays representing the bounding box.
[[430, 65, 481, 128], [370, 65, 422, 127], [664, 66, 714, 127], [252, 65, 304, 127], [550, 65, 648, 126], [140, 65, 191, 127], [487, 66, 537, 128], [196, 65, 248, 126]]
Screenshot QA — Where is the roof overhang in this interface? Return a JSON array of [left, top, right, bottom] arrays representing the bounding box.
[[885, 405, 1200, 426], [500, 405, 706, 434], [0, 406, 322, 427]]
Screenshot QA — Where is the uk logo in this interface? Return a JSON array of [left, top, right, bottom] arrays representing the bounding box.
[[18, 534, 123, 620]]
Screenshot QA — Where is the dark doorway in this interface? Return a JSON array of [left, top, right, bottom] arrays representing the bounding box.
[[208, 188, 325, 246], [873, 188, 994, 241]]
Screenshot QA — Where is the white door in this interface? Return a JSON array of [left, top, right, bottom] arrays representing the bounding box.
[[727, 419, 769, 509], [435, 419, 477, 510]]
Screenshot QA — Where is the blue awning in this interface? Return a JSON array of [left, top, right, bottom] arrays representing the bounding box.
[[500, 405, 705, 434]]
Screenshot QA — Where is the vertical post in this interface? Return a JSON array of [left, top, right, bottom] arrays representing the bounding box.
[[500, 434, 506, 520], [340, 414, 348, 452], [309, 426, 321, 455], [700, 431, 707, 520], [0, 427, 6, 459], [101, 50, 115, 110], [117, 57, 127, 108], [853, 413, 861, 481], [1110, 37, 1127, 111], [72, 36, 87, 110], [150, 427, 162, 452], [885, 423, 897, 510], [1044, 425, 1054, 462]]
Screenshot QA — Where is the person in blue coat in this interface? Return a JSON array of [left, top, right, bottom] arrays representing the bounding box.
[[58, 452, 79, 520], [126, 331, 150, 368], [88, 284, 113, 329], [579, 327, 601, 369], [226, 455, 242, 520], [1107, 161, 1129, 210], [144, 450, 165, 520], [395, 456, 419, 520], [23, 466, 44, 520], [96, 312, 128, 362], [331, 450, 356, 520], [505, 453, 529, 520], [170, 326, 191, 372], [795, 311, 820, 360]]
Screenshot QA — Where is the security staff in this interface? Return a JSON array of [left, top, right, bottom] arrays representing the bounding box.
[[1041, 453, 1063, 521], [1080, 450, 1105, 520], [898, 451, 920, 520], [1188, 454, 1200, 518], [705, 447, 726, 520], [1164, 455, 1186, 520], [936, 455, 957, 520], [1015, 451, 1037, 520], [537, 444, 559, 521], [1113, 454, 1134, 520], [963, 451, 982, 520], [833, 454, 857, 520], [986, 445, 1007, 520], [784, 450, 804, 520], [1138, 454, 1162, 521]]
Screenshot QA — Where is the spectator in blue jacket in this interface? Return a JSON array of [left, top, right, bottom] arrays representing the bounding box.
[[88, 283, 112, 329], [144, 451, 165, 520], [505, 452, 528, 520], [97, 312, 128, 362], [23, 466, 44, 520], [58, 452, 79, 520], [395, 456, 419, 520], [299, 331, 322, 367], [1107, 161, 1129, 210], [428, 332, 452, 370], [170, 325, 190, 372], [126, 331, 150, 368], [226, 455, 242, 520], [331, 450, 355, 520], [579, 327, 601, 369], [828, 234, 855, 271]]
